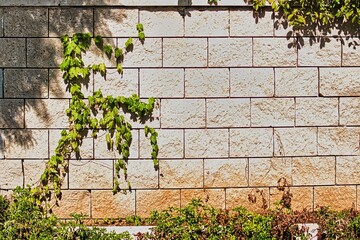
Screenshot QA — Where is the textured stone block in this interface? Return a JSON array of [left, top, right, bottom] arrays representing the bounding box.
[[0, 160, 23, 189], [340, 97, 360, 125], [226, 188, 269, 212], [320, 68, 360, 96], [0, 9, 3, 38], [160, 159, 203, 188], [185, 68, 229, 97], [0, 38, 26, 67], [251, 98, 295, 127], [49, 8, 93, 36], [207, 99, 250, 127], [185, 10, 229, 36], [253, 38, 296, 66], [121, 160, 158, 189], [52, 190, 90, 218], [230, 68, 274, 97], [181, 189, 225, 209], [4, 7, 48, 37], [208, 38, 252, 67], [140, 69, 184, 98], [0, 99, 24, 128], [314, 186, 356, 210], [136, 189, 180, 217], [342, 42, 360, 66], [163, 38, 207, 67], [204, 159, 248, 188], [27, 38, 62, 67], [24, 160, 47, 187], [336, 156, 360, 184], [0, 69, 3, 98], [318, 127, 360, 155], [230, 9, 273, 36], [92, 190, 135, 218], [298, 40, 341, 66], [185, 129, 228, 158], [82, 38, 117, 67], [230, 128, 273, 157], [296, 98, 338, 126], [270, 187, 313, 211], [161, 99, 205, 128], [275, 68, 318, 97]]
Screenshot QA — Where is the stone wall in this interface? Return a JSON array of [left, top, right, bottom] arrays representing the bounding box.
[[1, 0, 360, 218]]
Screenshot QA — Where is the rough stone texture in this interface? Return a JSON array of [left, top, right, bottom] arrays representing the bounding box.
[[226, 188, 269, 212], [140, 9, 184, 37], [181, 189, 225, 209], [140, 69, 184, 98], [230, 128, 273, 157], [314, 186, 356, 210], [296, 98, 338, 126], [318, 127, 360, 155], [0, 38, 26, 67], [27, 38, 62, 67], [230, 68, 274, 97], [49, 8, 93, 36], [298, 40, 341, 66], [251, 98, 295, 127], [275, 68, 318, 97], [320, 68, 360, 96], [92, 190, 135, 218], [207, 99, 250, 127], [270, 187, 313, 211], [161, 99, 205, 128], [342, 41, 360, 66], [185, 10, 229, 36], [160, 159, 203, 188], [0, 9, 3, 37], [0, 160, 23, 189], [24, 160, 47, 187], [336, 156, 360, 184], [185, 68, 229, 97], [163, 38, 207, 67], [253, 38, 297, 67], [208, 38, 252, 67], [185, 129, 228, 158], [136, 190, 180, 217], [230, 9, 273, 36], [52, 190, 90, 218], [0, 99, 24, 128], [204, 159, 248, 188], [340, 97, 360, 125], [0, 69, 3, 98], [274, 128, 317, 156], [121, 160, 158, 189], [4, 7, 48, 37], [82, 38, 117, 67]]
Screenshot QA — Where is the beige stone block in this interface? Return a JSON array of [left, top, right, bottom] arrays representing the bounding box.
[[226, 188, 269, 212], [52, 190, 90, 218], [204, 159, 248, 188], [160, 159, 203, 188], [136, 189, 180, 217], [0, 38, 26, 67], [49, 8, 93, 36], [230, 68, 274, 97], [185, 10, 229, 36], [314, 186, 356, 210], [207, 99, 250, 127], [342, 42, 360, 66], [83, 38, 117, 67], [27, 38, 62, 67], [251, 98, 295, 127], [140, 9, 184, 37], [4, 7, 48, 37], [340, 97, 360, 125], [185, 129, 228, 158], [121, 160, 158, 189], [181, 189, 225, 209], [230, 128, 273, 157], [163, 38, 207, 67], [95, 9, 138, 37], [336, 156, 360, 184], [92, 190, 135, 218], [0, 9, 3, 38], [161, 99, 205, 128], [230, 9, 273, 36], [298, 39, 341, 66], [296, 98, 338, 126], [318, 127, 360, 155], [209, 38, 252, 67], [185, 68, 229, 97], [0, 160, 23, 189], [320, 68, 360, 96], [253, 38, 297, 67], [69, 160, 113, 189], [140, 69, 184, 98], [275, 68, 318, 97], [0, 99, 24, 128], [140, 129, 183, 159], [292, 157, 335, 185], [270, 187, 313, 211]]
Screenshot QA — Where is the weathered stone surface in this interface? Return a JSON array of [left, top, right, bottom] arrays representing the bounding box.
[[136, 189, 180, 217], [0, 160, 23, 189], [4, 7, 48, 37], [320, 68, 360, 96], [275, 68, 318, 97], [209, 38, 252, 67], [342, 41, 360, 66], [140, 69, 184, 98], [161, 99, 205, 128], [160, 159, 203, 188], [0, 9, 3, 37], [251, 98, 295, 127], [181, 189, 225, 209], [314, 186, 356, 210], [0, 99, 24, 128], [204, 159, 248, 187], [274, 128, 317, 156], [82, 38, 117, 67], [185, 129, 228, 158], [121, 160, 158, 189], [230, 9, 273, 36], [292, 157, 335, 185], [318, 127, 360, 155], [27, 38, 62, 67], [226, 188, 269, 212], [92, 190, 135, 218], [230, 128, 273, 157], [230, 68, 274, 97], [296, 98, 338, 126], [185, 68, 229, 97], [207, 99, 250, 127], [163, 38, 207, 67], [0, 38, 25, 67], [24, 160, 47, 187], [185, 10, 229, 36], [52, 190, 90, 218], [270, 187, 313, 211], [253, 38, 297, 66], [298, 39, 341, 66], [336, 156, 360, 184], [340, 97, 360, 125]]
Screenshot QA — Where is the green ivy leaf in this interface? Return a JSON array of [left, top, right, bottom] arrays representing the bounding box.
[[117, 63, 123, 74]]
